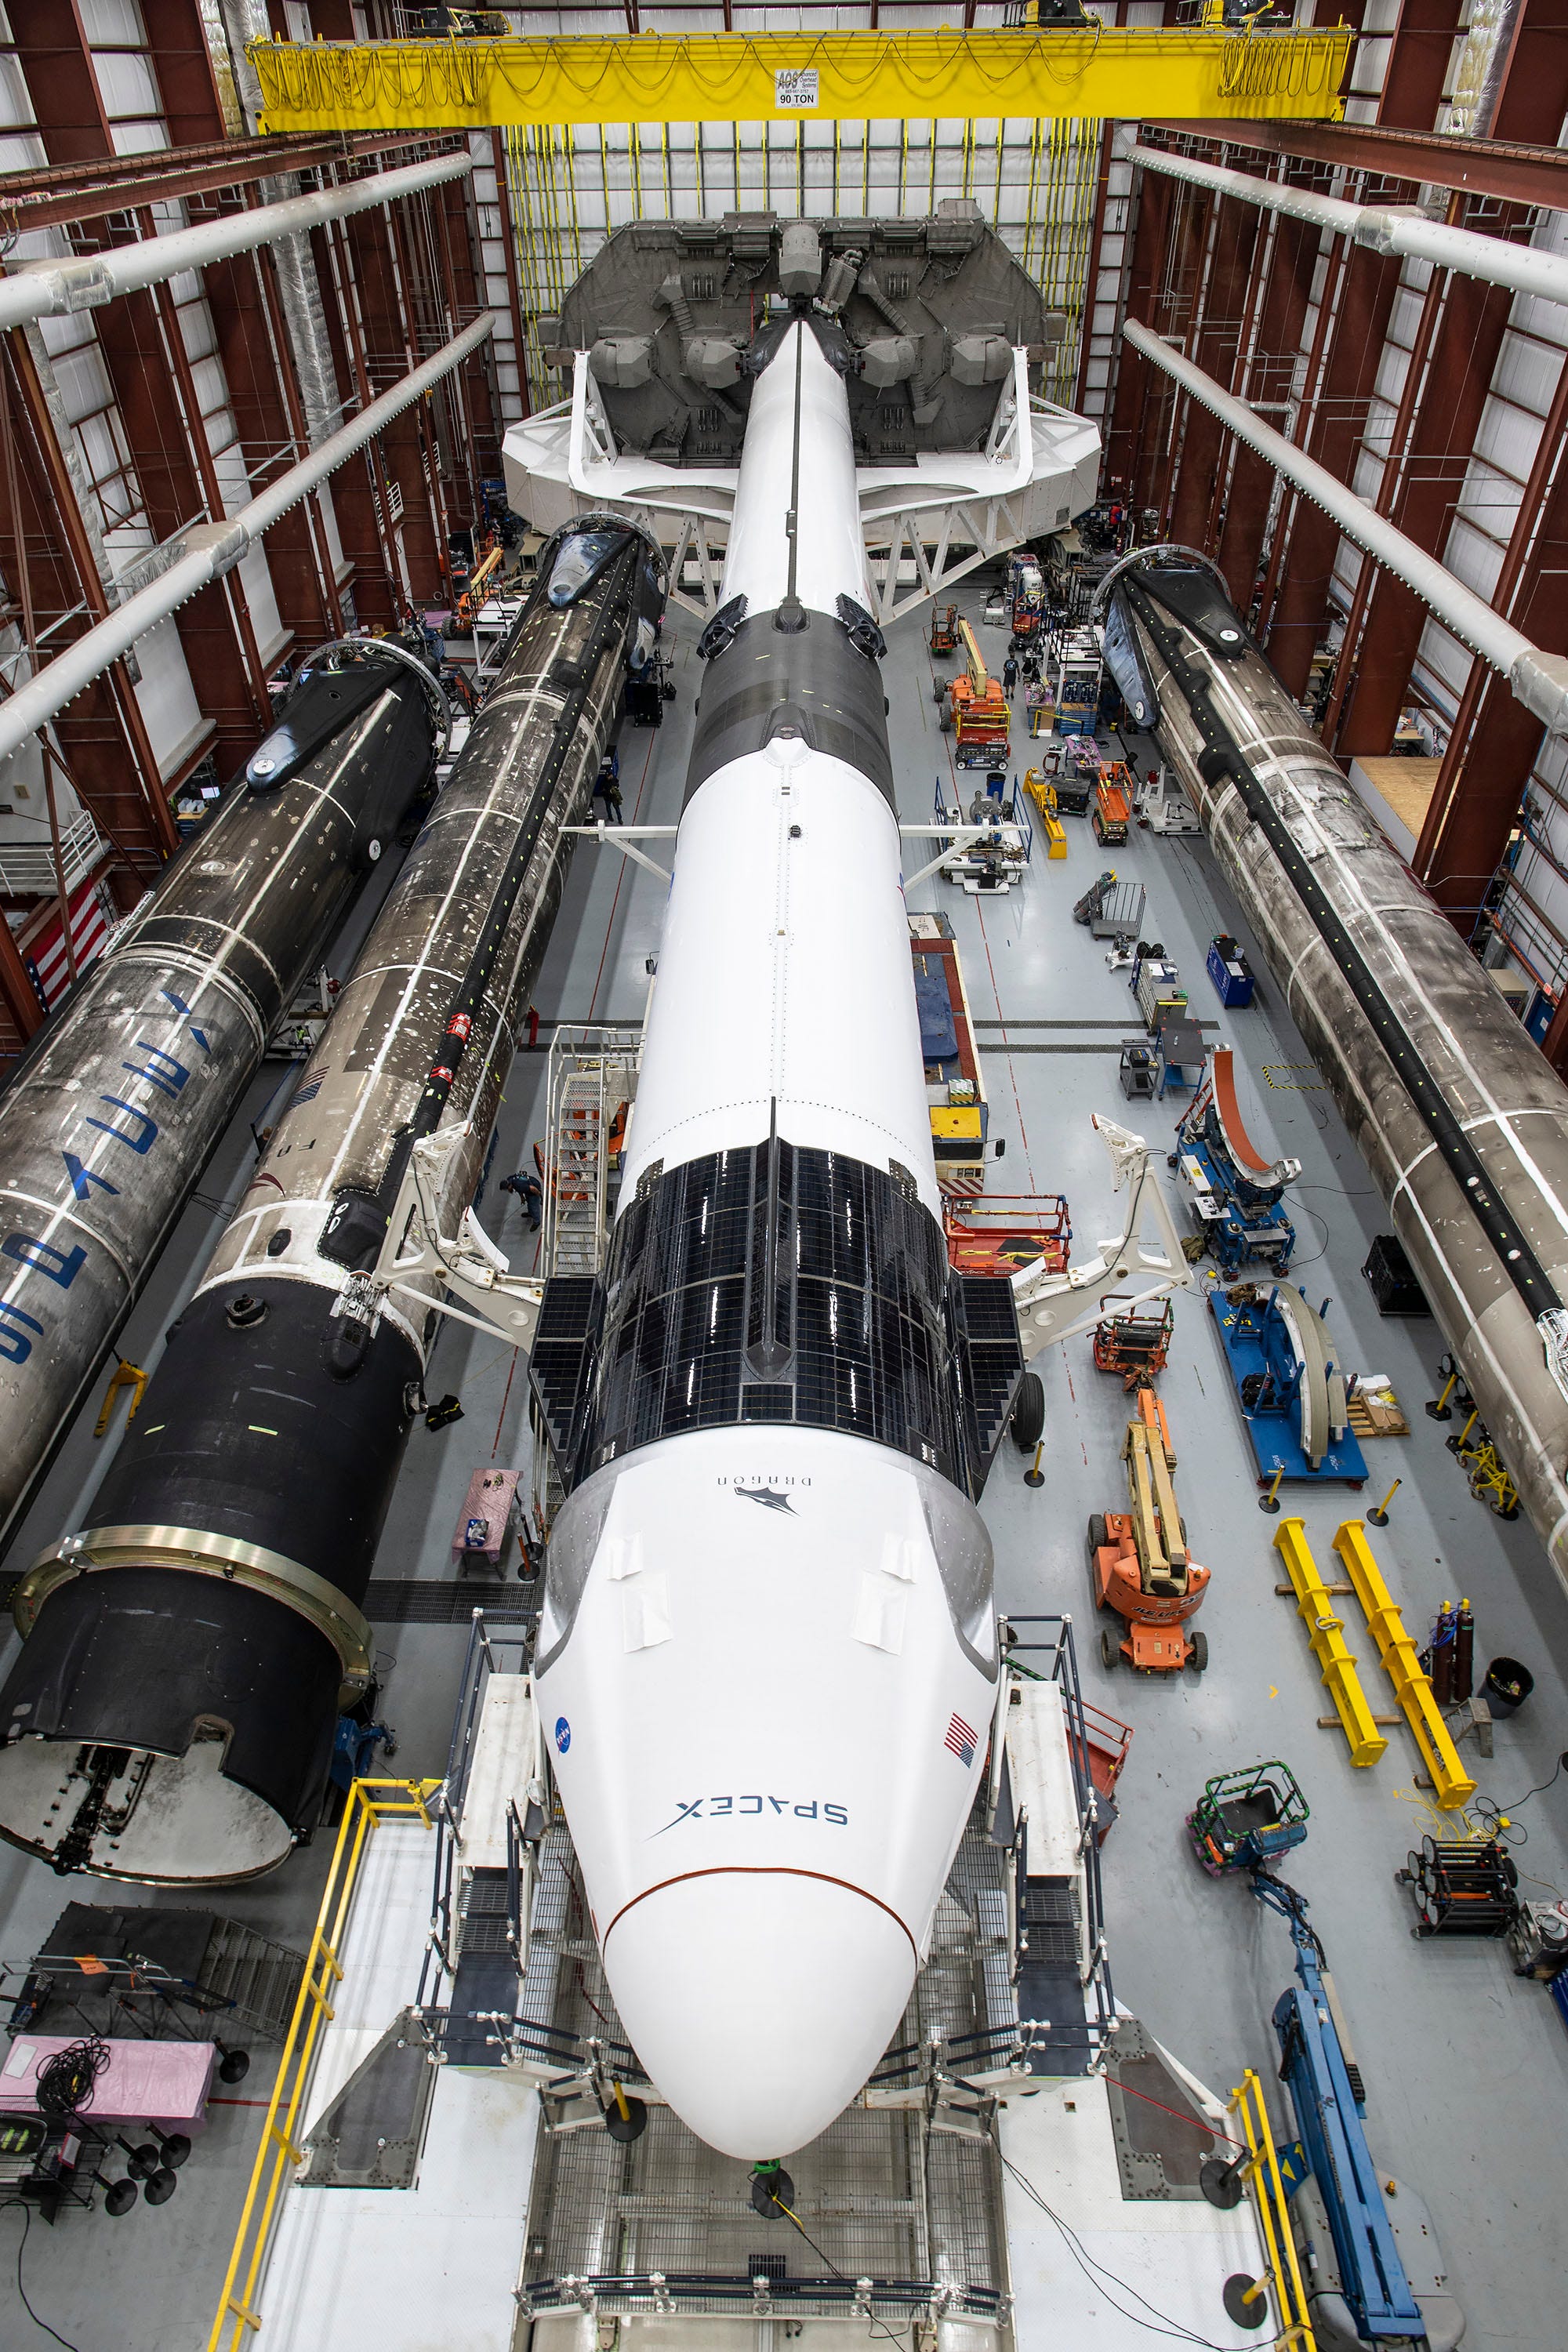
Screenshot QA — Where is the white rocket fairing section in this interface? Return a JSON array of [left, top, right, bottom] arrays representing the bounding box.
[[534, 322, 1021, 2161]]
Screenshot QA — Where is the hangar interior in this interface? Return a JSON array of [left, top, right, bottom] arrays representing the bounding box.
[[0, 6, 1564, 2352]]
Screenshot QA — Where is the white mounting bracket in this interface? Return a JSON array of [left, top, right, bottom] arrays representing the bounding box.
[[1011, 1114, 1194, 1359], [565, 821, 677, 882], [900, 822, 987, 891], [366, 1121, 544, 1351]]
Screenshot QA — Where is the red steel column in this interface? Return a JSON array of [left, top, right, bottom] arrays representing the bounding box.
[[2, 333, 176, 865], [1417, 358, 1568, 916], [85, 270, 270, 775], [313, 212, 407, 626], [1317, 203, 1459, 747], [1379, 0, 1469, 132], [1265, 241, 1402, 701], [1214, 188, 1322, 618], [1105, 166, 1174, 512], [1169, 186, 1261, 550], [1334, 262, 1516, 757]]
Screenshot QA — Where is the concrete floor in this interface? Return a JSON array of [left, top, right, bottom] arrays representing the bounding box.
[[1, 584, 1565, 2348]]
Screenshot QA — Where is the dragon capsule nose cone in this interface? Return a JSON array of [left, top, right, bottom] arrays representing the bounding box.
[[604, 1871, 916, 2159]]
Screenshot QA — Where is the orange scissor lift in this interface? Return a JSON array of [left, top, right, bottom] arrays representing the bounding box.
[[935, 619, 1011, 766]]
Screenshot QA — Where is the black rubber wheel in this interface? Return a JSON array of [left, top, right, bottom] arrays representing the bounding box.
[[1189, 1629, 1209, 1674], [933, 679, 947, 705], [1011, 1370, 1045, 1451], [1100, 1628, 1120, 1671], [1088, 1512, 1109, 1552], [939, 705, 953, 732]]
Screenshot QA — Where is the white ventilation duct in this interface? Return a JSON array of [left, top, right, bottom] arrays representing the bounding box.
[[0, 151, 471, 334], [0, 314, 496, 776], [1121, 318, 1568, 738], [1123, 135, 1568, 314]]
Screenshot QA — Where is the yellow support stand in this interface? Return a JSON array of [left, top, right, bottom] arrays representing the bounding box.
[[1273, 1518, 1388, 1768], [1332, 1520, 1477, 1810], [1022, 768, 1067, 855], [93, 1356, 148, 1437]]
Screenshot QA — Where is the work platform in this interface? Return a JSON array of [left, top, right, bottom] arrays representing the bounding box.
[[205, 1618, 1268, 2351]]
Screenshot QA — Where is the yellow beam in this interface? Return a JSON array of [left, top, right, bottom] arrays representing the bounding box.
[[1273, 1517, 1388, 1769], [251, 31, 1353, 136], [1332, 1519, 1477, 1810]]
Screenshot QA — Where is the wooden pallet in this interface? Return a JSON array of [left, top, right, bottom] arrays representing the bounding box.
[[1348, 1391, 1410, 1439]]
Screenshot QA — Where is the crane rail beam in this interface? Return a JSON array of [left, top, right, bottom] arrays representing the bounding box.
[[250, 30, 1353, 135]]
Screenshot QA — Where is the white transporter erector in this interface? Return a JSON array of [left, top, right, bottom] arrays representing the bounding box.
[[530, 314, 1027, 2162]]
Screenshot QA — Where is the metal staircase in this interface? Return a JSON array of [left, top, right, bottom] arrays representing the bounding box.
[[200, 1916, 309, 2042], [531, 1023, 641, 1533], [540, 1023, 640, 1278]]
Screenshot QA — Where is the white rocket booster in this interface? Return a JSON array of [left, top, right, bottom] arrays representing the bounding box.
[[534, 322, 1013, 2161]]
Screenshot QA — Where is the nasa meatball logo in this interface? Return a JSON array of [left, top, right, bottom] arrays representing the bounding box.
[[554, 1717, 571, 1755]]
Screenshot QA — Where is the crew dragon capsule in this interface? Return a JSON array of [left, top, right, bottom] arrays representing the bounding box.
[[529, 320, 1026, 2161]]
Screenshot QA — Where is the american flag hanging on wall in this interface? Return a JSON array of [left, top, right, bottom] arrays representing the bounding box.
[[944, 1712, 978, 1768], [23, 877, 116, 1010]]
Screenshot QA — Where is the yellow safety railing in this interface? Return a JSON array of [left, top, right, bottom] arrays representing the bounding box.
[[1333, 1520, 1476, 1810], [208, 1777, 439, 2350], [1273, 1518, 1388, 1768], [1229, 2069, 1318, 2350]]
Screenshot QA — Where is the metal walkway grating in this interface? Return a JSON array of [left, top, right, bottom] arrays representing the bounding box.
[[518, 1810, 1013, 2324]]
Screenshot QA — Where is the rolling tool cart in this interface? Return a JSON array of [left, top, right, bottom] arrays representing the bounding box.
[[1092, 1296, 1174, 1388], [1397, 1836, 1520, 1939]]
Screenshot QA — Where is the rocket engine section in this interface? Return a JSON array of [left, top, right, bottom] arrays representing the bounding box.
[[0, 522, 655, 1884], [0, 648, 441, 1549], [529, 322, 1025, 2165], [1102, 550, 1568, 1588]]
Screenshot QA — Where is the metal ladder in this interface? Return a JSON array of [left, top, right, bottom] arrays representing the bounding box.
[[531, 1024, 641, 1534], [540, 1024, 640, 1278]]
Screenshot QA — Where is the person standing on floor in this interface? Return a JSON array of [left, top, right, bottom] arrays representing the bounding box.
[[1002, 653, 1018, 695], [592, 749, 622, 823], [499, 1168, 543, 1230]]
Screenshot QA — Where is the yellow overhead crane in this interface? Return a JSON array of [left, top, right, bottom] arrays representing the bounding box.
[[249, 29, 1353, 135]]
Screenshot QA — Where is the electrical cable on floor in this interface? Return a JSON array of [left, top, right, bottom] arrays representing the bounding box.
[[993, 2143, 1258, 2350], [33, 2034, 108, 2126], [1472, 1752, 1568, 1849], [3, 2201, 85, 2351], [1285, 1200, 1331, 1269], [768, 2193, 908, 2350]]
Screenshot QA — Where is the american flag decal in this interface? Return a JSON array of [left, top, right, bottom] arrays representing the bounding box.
[[944, 1712, 978, 1768]]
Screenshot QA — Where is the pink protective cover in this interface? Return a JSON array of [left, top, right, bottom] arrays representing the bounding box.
[[0, 2035, 216, 2125]]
